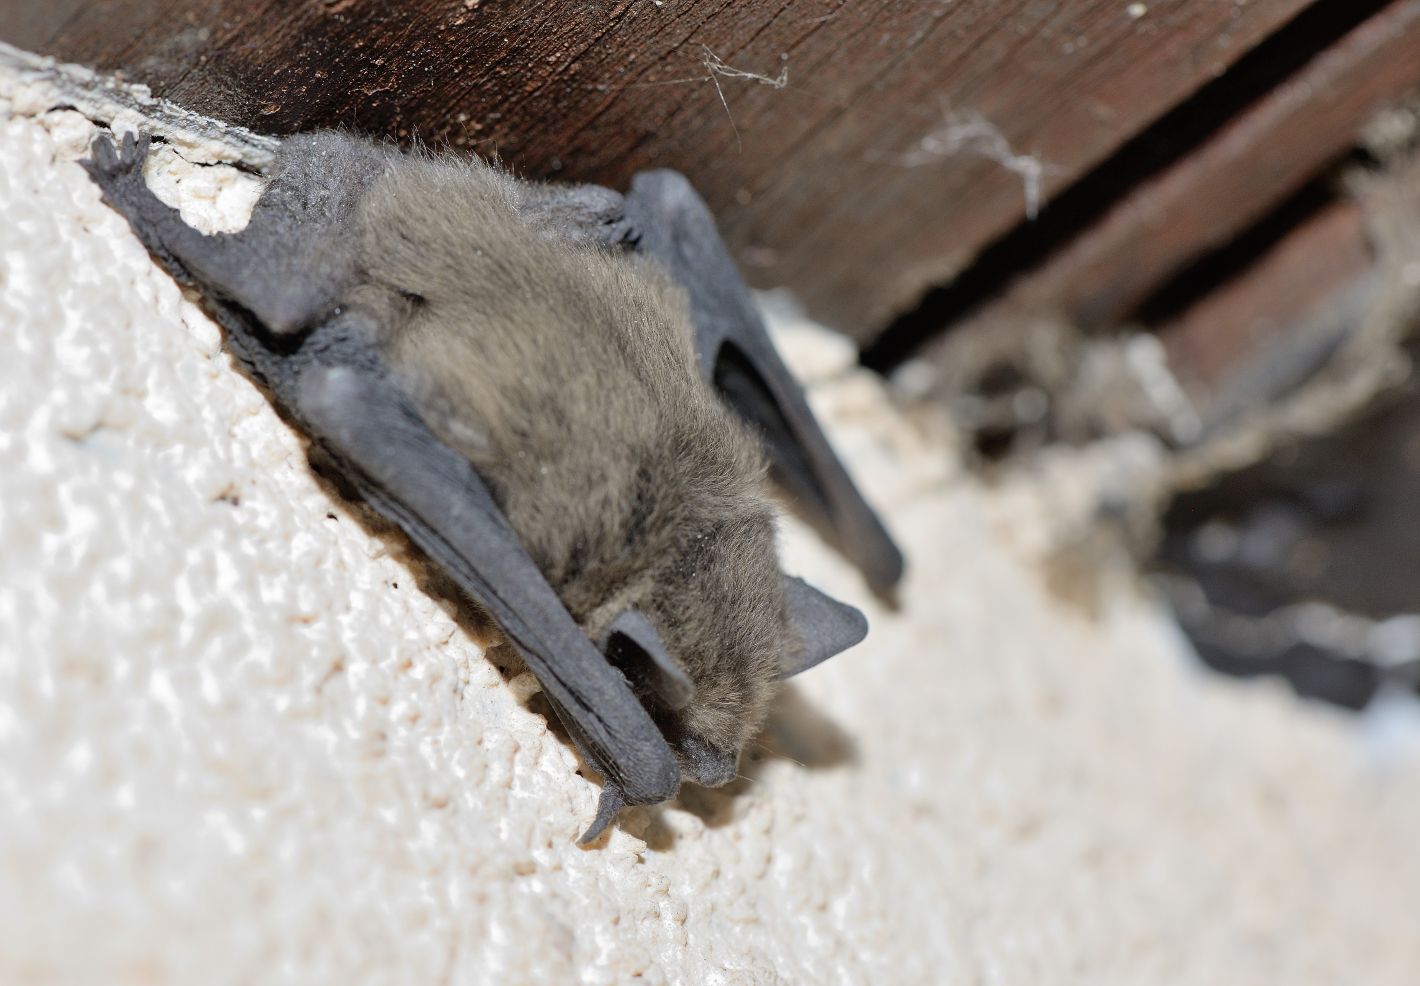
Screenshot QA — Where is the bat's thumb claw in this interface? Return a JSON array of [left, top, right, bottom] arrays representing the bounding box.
[[578, 782, 627, 845]]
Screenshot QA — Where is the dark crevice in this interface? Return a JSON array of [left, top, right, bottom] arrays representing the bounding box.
[[860, 0, 1399, 374]]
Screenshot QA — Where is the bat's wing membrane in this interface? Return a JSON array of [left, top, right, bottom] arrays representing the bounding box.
[[290, 356, 681, 827], [84, 134, 678, 840], [621, 171, 904, 597]]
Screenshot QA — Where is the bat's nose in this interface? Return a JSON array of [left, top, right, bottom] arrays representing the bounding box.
[[679, 735, 739, 787]]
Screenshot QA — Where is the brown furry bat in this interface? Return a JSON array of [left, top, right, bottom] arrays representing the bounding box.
[[83, 131, 892, 841], [362, 145, 793, 779]]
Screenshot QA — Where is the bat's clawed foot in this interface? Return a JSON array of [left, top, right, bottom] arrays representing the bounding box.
[[81, 131, 153, 205], [578, 781, 628, 845]]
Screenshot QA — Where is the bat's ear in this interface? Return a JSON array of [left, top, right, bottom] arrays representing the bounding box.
[[779, 576, 869, 679], [602, 609, 696, 710]]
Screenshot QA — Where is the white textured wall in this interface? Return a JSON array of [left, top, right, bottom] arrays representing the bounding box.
[[4, 57, 1420, 986]]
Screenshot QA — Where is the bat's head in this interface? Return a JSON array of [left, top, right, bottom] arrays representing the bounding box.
[[588, 491, 867, 789]]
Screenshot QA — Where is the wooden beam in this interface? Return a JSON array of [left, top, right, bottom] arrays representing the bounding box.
[[3, 0, 1320, 340], [920, 0, 1420, 372]]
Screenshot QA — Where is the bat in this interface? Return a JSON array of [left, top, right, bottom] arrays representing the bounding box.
[[82, 130, 900, 841]]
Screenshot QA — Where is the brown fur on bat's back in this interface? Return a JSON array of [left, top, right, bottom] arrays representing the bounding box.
[[348, 153, 792, 753]]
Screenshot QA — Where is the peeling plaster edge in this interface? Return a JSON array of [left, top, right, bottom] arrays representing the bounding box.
[[0, 40, 277, 167]]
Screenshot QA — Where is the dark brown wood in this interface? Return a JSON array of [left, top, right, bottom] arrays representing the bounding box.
[[922, 0, 1420, 372], [3, 0, 1319, 340]]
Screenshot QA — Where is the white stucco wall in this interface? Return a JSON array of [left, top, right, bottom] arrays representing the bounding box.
[[4, 50, 1420, 985]]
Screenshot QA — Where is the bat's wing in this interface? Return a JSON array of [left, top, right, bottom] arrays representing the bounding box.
[[517, 180, 636, 248], [84, 133, 678, 842], [291, 353, 681, 834], [620, 171, 905, 597]]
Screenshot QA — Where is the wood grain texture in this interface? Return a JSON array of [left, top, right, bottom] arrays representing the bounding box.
[[919, 0, 1420, 373], [4, 0, 1319, 340]]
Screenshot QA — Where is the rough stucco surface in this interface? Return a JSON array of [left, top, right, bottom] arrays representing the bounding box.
[[4, 72, 1420, 986]]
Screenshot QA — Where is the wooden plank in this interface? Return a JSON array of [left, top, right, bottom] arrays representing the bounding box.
[[923, 0, 1420, 367], [1162, 146, 1420, 421], [3, 0, 1318, 340], [1158, 196, 1371, 394]]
